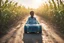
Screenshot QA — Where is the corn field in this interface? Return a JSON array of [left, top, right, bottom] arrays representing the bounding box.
[[35, 0, 64, 34], [0, 0, 64, 36], [0, 0, 29, 34]]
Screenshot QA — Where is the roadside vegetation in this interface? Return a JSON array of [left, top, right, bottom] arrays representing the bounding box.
[[35, 0, 64, 34], [0, 0, 64, 37], [0, 0, 29, 35]]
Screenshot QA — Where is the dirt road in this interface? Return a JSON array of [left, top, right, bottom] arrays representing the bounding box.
[[0, 15, 64, 43]]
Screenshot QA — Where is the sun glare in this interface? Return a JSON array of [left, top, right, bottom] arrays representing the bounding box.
[[33, 0, 43, 8], [12, 0, 48, 9], [33, 0, 48, 9]]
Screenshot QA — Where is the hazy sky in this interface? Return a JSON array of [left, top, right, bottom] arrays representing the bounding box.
[[11, 0, 47, 9]]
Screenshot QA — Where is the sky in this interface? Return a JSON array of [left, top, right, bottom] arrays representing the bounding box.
[[11, 0, 48, 9]]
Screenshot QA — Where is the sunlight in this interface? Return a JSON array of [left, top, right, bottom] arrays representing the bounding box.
[[32, 0, 43, 8], [11, 0, 48, 9]]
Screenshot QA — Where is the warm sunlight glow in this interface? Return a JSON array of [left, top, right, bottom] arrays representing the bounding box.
[[11, 0, 48, 9], [32, 0, 43, 8]]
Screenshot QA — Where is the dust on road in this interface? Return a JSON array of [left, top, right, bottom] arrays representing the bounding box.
[[0, 15, 64, 43]]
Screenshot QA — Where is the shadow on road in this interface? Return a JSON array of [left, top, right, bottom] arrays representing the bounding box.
[[23, 33, 43, 43]]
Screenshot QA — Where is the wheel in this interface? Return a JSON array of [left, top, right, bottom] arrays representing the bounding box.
[[39, 31, 42, 33], [24, 26, 27, 33], [39, 26, 42, 33], [24, 29, 27, 33], [24, 31, 27, 33]]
